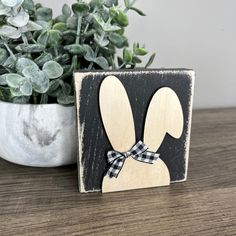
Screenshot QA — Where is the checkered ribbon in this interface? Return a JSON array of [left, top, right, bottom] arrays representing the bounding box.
[[106, 140, 160, 178]]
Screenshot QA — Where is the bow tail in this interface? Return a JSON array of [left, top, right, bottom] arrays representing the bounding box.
[[106, 157, 125, 178], [133, 152, 160, 164]]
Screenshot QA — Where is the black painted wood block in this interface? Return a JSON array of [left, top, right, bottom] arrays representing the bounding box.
[[74, 69, 194, 193]]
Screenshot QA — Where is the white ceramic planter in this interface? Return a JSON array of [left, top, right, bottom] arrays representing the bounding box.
[[0, 100, 77, 167]]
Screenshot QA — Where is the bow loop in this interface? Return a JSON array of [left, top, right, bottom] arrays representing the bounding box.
[[106, 141, 160, 178], [107, 151, 123, 163]]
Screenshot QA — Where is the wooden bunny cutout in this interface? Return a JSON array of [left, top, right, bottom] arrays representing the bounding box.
[[99, 76, 184, 193]]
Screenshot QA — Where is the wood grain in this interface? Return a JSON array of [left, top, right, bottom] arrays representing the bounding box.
[[101, 78, 174, 193], [74, 69, 194, 192], [0, 108, 236, 236], [99, 75, 136, 152], [144, 87, 184, 151]]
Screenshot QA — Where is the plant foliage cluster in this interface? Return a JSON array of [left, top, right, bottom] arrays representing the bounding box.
[[0, 0, 155, 104]]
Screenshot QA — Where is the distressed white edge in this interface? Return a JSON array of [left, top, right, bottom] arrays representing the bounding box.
[[74, 74, 86, 193], [183, 70, 195, 181], [74, 69, 195, 192], [74, 69, 194, 79]]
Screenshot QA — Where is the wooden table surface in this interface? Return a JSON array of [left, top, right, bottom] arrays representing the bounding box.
[[0, 108, 236, 236]]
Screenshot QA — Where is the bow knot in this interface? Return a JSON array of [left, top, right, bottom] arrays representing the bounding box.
[[106, 141, 160, 178]]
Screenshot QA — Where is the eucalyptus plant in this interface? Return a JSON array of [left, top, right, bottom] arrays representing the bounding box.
[[0, 0, 155, 105]]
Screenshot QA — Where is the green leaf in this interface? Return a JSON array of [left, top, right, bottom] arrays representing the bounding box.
[[47, 80, 71, 98], [22, 0, 34, 11], [22, 68, 49, 93], [7, 11, 29, 27], [16, 44, 45, 53], [62, 30, 76, 44], [58, 80, 72, 95], [34, 53, 53, 67], [53, 22, 67, 32], [89, 0, 104, 9], [94, 14, 121, 32], [32, 72, 49, 94], [20, 21, 42, 32], [47, 30, 62, 46], [62, 3, 71, 18], [35, 20, 52, 30], [109, 32, 128, 48], [145, 53, 156, 68], [0, 2, 10, 15], [35, 3, 42, 9], [37, 31, 49, 46], [54, 14, 67, 24], [124, 0, 130, 8], [94, 57, 109, 69], [43, 61, 64, 79], [12, 0, 24, 8], [72, 2, 90, 16], [123, 48, 133, 63], [0, 25, 21, 39], [93, 14, 105, 27], [0, 48, 8, 65], [64, 44, 87, 56], [0, 74, 7, 85], [84, 45, 95, 61], [66, 16, 77, 30], [12, 96, 30, 104], [3, 56, 16, 69], [21, 66, 38, 79], [109, 6, 119, 18], [129, 7, 146, 16], [94, 34, 109, 47], [47, 80, 60, 96], [2, 0, 18, 7], [104, 0, 118, 8], [57, 95, 74, 105], [134, 47, 148, 56], [55, 54, 70, 64], [133, 55, 142, 64], [133, 43, 148, 56], [116, 28, 125, 35], [20, 80, 32, 96], [16, 58, 39, 73], [5, 73, 25, 88], [116, 11, 128, 27], [10, 87, 23, 97], [104, 24, 121, 32], [36, 7, 53, 22]]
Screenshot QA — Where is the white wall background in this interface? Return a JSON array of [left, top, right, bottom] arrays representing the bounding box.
[[36, 0, 236, 109]]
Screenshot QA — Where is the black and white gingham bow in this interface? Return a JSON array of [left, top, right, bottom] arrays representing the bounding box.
[[106, 140, 160, 178]]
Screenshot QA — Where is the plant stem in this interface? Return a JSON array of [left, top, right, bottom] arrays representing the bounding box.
[[111, 57, 116, 70], [71, 16, 83, 73], [4, 43, 16, 61], [88, 31, 105, 70], [118, 62, 126, 69], [21, 33, 28, 45], [33, 93, 37, 104], [76, 16, 82, 44], [81, 7, 98, 44], [54, 46, 59, 57], [124, 0, 136, 13]]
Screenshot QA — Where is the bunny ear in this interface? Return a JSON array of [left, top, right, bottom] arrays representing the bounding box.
[[144, 87, 184, 152], [99, 75, 135, 152]]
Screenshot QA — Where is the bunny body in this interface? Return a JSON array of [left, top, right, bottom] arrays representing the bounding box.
[[103, 157, 170, 193], [100, 76, 183, 193]]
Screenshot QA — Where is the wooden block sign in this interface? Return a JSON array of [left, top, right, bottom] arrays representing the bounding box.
[[74, 69, 194, 193]]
